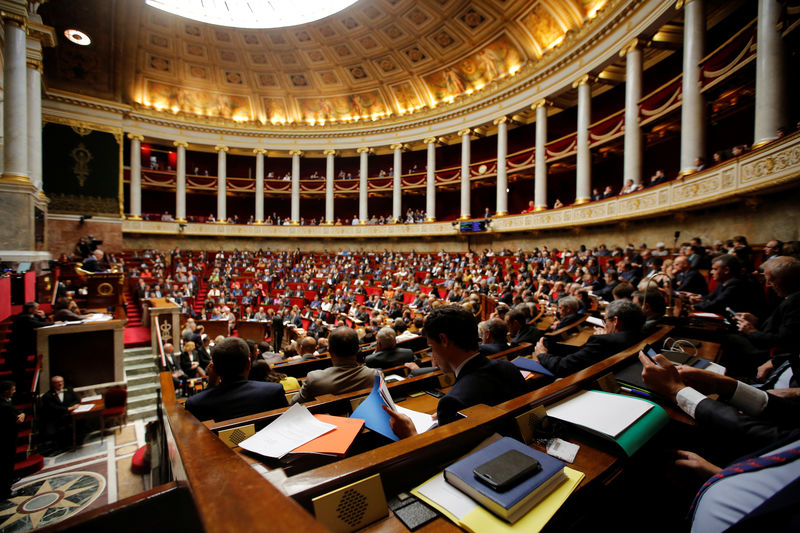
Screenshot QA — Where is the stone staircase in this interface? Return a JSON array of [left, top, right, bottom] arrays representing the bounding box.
[[123, 347, 160, 421]]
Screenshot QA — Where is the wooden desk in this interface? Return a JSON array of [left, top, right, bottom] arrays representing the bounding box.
[[144, 298, 180, 348], [236, 320, 268, 342], [71, 399, 105, 450], [37, 319, 125, 391]]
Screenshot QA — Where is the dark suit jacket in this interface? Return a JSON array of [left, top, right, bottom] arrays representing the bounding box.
[[193, 346, 212, 370], [510, 324, 542, 347], [364, 347, 415, 369], [81, 256, 99, 272], [553, 313, 582, 331], [478, 342, 510, 356], [538, 330, 643, 377], [437, 355, 530, 425], [746, 291, 800, 353], [694, 277, 764, 316], [674, 269, 708, 295], [185, 379, 287, 422], [9, 313, 51, 359], [40, 388, 80, 432]]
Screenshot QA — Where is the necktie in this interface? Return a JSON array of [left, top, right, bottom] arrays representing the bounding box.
[[689, 446, 800, 514]]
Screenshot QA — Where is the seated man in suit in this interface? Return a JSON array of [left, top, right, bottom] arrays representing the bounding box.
[[385, 305, 530, 437], [689, 255, 763, 317], [364, 327, 415, 369], [39, 375, 80, 452], [506, 308, 542, 347], [640, 352, 800, 531], [534, 299, 645, 377], [185, 337, 287, 422], [81, 249, 106, 273], [478, 318, 509, 355], [672, 255, 708, 295], [290, 327, 378, 404], [549, 296, 583, 331], [299, 336, 318, 360]]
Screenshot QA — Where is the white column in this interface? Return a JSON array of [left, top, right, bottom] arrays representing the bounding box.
[[622, 39, 643, 186], [215, 145, 228, 222], [2, 13, 28, 183], [357, 147, 370, 223], [494, 117, 508, 216], [424, 137, 437, 221], [253, 149, 266, 223], [324, 149, 336, 224], [754, 0, 787, 147], [128, 134, 143, 219], [174, 141, 187, 221], [391, 143, 403, 222], [290, 149, 302, 224], [26, 56, 42, 192], [679, 0, 705, 175], [458, 129, 471, 219], [533, 100, 549, 211], [573, 75, 592, 204]]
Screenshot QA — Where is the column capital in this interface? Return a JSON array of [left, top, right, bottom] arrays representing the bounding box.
[[572, 74, 596, 88], [457, 128, 472, 137], [619, 38, 645, 57], [389, 143, 405, 151], [27, 20, 56, 48], [173, 141, 188, 148], [214, 145, 229, 153], [323, 149, 337, 156], [127, 133, 144, 142], [356, 147, 372, 154], [252, 148, 267, 155], [423, 137, 438, 145], [531, 98, 552, 110], [289, 149, 304, 157], [492, 116, 509, 126], [25, 58, 42, 72], [1, 11, 26, 30]]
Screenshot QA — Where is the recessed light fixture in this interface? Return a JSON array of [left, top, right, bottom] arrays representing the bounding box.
[[64, 29, 91, 46]]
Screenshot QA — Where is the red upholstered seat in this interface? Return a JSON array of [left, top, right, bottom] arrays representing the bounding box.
[[130, 445, 150, 475], [102, 387, 128, 434]]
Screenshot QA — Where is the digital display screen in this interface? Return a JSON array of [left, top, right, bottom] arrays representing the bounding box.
[[459, 220, 489, 232]]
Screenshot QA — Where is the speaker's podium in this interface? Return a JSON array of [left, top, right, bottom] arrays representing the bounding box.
[[36, 319, 125, 393], [84, 272, 125, 318]]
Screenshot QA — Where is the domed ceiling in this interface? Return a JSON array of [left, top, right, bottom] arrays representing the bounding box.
[[41, 0, 608, 127]]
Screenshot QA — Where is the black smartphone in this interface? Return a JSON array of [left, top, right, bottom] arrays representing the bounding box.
[[424, 389, 445, 398], [473, 449, 542, 492], [642, 343, 659, 365]]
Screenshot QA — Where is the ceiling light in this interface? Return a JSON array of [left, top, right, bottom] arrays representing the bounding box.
[[64, 29, 91, 46]]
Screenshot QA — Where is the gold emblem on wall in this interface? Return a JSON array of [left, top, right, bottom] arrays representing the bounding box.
[[70, 143, 93, 187], [97, 282, 114, 296]]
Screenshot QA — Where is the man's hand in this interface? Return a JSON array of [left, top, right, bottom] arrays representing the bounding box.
[[766, 387, 800, 399], [639, 352, 685, 401], [736, 316, 757, 334], [675, 450, 722, 477], [676, 366, 738, 400], [404, 362, 420, 371], [737, 312, 759, 326], [16, 412, 25, 424], [688, 294, 703, 304], [68, 404, 79, 412], [382, 405, 417, 439], [533, 338, 547, 356], [756, 360, 775, 382]]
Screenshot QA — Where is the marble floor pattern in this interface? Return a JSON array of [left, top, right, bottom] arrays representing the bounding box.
[[0, 419, 153, 533]]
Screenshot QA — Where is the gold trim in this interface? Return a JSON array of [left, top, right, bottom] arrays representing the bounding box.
[[289, 220, 300, 225], [390, 143, 404, 151], [495, 210, 508, 216], [0, 173, 31, 184], [356, 147, 372, 154], [176, 218, 187, 223], [1, 11, 26, 29], [173, 141, 188, 148], [574, 197, 590, 204], [572, 74, 595, 88], [619, 38, 641, 57], [214, 145, 229, 153], [321, 221, 334, 225], [322, 149, 337, 156], [126, 133, 144, 142], [26, 58, 42, 71], [534, 205, 548, 212], [423, 137, 437, 145], [458, 214, 471, 221], [457, 129, 472, 137], [127, 215, 142, 220], [27, 21, 56, 48], [425, 217, 436, 222], [678, 168, 697, 177], [253, 220, 264, 225], [38, 189, 48, 200], [492, 116, 508, 126], [751, 139, 775, 150], [215, 219, 227, 224], [253, 148, 268, 155], [289, 149, 304, 157]]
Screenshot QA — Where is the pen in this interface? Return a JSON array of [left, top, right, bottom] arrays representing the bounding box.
[[619, 386, 653, 399]]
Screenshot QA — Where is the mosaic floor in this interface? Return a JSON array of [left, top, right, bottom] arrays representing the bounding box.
[[0, 420, 152, 533]]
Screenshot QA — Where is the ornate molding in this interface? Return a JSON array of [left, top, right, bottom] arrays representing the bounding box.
[[173, 141, 188, 148], [288, 149, 304, 157], [322, 149, 337, 156], [127, 133, 144, 142], [214, 145, 229, 153], [356, 147, 372, 154], [458, 129, 472, 137], [492, 116, 509, 126], [619, 38, 642, 57]]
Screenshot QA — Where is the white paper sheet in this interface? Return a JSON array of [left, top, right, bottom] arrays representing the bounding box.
[[395, 405, 437, 434], [238, 403, 336, 458], [415, 472, 476, 520], [73, 403, 95, 413], [546, 390, 652, 438]]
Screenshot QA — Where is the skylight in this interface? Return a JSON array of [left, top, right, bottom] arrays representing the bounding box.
[[145, 0, 360, 29]]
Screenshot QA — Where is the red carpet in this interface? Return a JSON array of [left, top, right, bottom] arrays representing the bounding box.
[[124, 326, 151, 348]]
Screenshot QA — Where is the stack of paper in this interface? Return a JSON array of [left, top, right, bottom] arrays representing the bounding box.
[[238, 403, 336, 458], [350, 374, 436, 441], [290, 415, 364, 457]]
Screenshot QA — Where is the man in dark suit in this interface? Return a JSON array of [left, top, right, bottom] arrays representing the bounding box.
[[672, 255, 708, 295], [39, 375, 80, 451], [690, 255, 763, 316], [364, 327, 415, 369], [477, 318, 509, 356], [506, 308, 542, 346], [640, 353, 800, 531], [8, 302, 51, 384], [185, 337, 287, 422], [81, 249, 105, 273], [549, 296, 583, 331], [534, 299, 645, 377], [385, 305, 529, 436]]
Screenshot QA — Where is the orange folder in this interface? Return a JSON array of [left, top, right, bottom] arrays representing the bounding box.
[[290, 414, 365, 457]]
